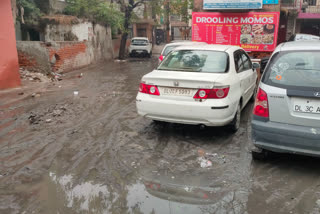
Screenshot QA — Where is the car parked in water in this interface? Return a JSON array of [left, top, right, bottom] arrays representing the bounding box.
[[158, 41, 206, 63], [136, 45, 258, 131], [251, 41, 320, 159], [129, 37, 152, 58]]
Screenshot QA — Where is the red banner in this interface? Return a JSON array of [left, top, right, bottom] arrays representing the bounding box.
[[192, 12, 280, 52]]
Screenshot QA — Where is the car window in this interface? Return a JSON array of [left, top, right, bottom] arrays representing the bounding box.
[[132, 39, 148, 46], [163, 45, 178, 56], [263, 51, 320, 89], [241, 51, 252, 70], [158, 50, 228, 73], [234, 51, 243, 73]]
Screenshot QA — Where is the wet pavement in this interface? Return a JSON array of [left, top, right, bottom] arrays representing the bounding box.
[[1, 54, 320, 214]]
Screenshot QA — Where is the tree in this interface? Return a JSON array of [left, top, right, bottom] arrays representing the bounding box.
[[17, 0, 42, 26], [170, 0, 193, 24], [65, 0, 124, 38], [115, 0, 145, 60]]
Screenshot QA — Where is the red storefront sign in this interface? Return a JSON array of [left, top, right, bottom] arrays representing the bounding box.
[[192, 12, 280, 52]]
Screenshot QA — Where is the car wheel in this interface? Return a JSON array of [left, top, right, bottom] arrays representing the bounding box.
[[230, 103, 241, 132], [252, 148, 269, 161], [129, 53, 133, 57]]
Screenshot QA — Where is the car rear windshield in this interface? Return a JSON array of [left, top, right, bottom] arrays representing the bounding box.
[[158, 50, 228, 73], [132, 39, 148, 46], [263, 51, 320, 90]]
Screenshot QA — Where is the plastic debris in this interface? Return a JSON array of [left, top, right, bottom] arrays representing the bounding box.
[[73, 91, 79, 96], [45, 119, 52, 123], [198, 157, 212, 168]]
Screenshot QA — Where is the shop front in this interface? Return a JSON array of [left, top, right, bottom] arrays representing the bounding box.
[[192, 0, 281, 59]]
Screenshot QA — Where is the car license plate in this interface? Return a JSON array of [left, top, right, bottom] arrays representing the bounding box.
[[136, 50, 143, 53], [293, 98, 320, 114], [161, 87, 193, 97]]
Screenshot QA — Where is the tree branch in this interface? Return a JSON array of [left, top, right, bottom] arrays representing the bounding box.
[[132, 0, 144, 9]]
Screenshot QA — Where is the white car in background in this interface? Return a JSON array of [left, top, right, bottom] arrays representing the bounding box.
[[158, 41, 207, 63], [136, 45, 258, 131], [129, 37, 152, 58]]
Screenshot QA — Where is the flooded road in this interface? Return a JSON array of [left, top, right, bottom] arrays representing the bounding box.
[[1, 56, 320, 214]]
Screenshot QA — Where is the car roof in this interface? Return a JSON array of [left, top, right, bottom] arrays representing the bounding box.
[[275, 41, 320, 52], [173, 44, 239, 52], [164, 41, 206, 47], [131, 37, 148, 40], [294, 33, 319, 37]]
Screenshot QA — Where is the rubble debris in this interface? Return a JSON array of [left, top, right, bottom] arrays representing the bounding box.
[[20, 68, 52, 82], [45, 119, 52, 123], [28, 113, 42, 125]]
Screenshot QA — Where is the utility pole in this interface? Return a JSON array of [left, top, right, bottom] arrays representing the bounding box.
[[165, 0, 170, 43]]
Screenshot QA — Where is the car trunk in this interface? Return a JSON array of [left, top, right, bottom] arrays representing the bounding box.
[[142, 70, 224, 101], [265, 85, 320, 128]]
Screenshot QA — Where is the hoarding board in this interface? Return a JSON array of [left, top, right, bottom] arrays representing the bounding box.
[[203, 0, 263, 9], [192, 12, 280, 52], [263, 0, 279, 4]]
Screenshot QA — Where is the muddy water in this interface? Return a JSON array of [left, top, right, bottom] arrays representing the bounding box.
[[1, 57, 320, 214]]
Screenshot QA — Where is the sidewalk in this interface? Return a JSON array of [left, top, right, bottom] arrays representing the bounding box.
[[152, 44, 166, 55]]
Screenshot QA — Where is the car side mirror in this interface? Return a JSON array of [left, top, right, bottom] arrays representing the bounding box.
[[252, 63, 260, 70]]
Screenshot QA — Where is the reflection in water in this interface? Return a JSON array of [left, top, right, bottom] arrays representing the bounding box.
[[126, 181, 246, 214], [49, 172, 117, 213]]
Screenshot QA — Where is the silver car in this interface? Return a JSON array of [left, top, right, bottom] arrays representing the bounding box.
[[251, 41, 320, 159]]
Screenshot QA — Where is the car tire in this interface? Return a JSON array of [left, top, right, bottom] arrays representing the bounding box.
[[129, 53, 133, 57], [252, 149, 269, 161], [230, 103, 241, 132]]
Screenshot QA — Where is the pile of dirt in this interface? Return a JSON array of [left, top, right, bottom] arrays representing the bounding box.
[[19, 68, 53, 82]]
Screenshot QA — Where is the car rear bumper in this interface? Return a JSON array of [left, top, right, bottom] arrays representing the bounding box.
[[252, 118, 320, 157], [130, 50, 149, 55], [136, 93, 236, 126]]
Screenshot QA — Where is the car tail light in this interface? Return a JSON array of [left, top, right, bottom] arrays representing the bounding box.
[[159, 55, 164, 61], [253, 88, 269, 118], [139, 83, 160, 96], [193, 87, 229, 99]]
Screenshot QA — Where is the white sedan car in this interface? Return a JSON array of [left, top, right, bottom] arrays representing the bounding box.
[[136, 45, 258, 131]]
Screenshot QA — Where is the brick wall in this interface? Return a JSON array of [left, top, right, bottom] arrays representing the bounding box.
[[17, 41, 93, 73], [16, 24, 114, 74], [18, 51, 37, 69], [47, 42, 91, 73]]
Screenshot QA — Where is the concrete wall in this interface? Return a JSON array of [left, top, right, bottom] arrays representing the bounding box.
[[17, 24, 114, 73], [0, 0, 21, 89], [16, 41, 51, 74], [44, 22, 94, 42]]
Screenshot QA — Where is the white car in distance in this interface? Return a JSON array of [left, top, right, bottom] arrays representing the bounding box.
[[129, 37, 152, 58], [136, 45, 258, 131]]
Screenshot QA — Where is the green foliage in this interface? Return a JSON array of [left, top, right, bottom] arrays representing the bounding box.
[[65, 0, 124, 37], [170, 0, 192, 24], [17, 0, 42, 26]]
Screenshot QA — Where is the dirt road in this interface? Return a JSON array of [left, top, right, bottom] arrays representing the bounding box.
[[1, 56, 320, 214]]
